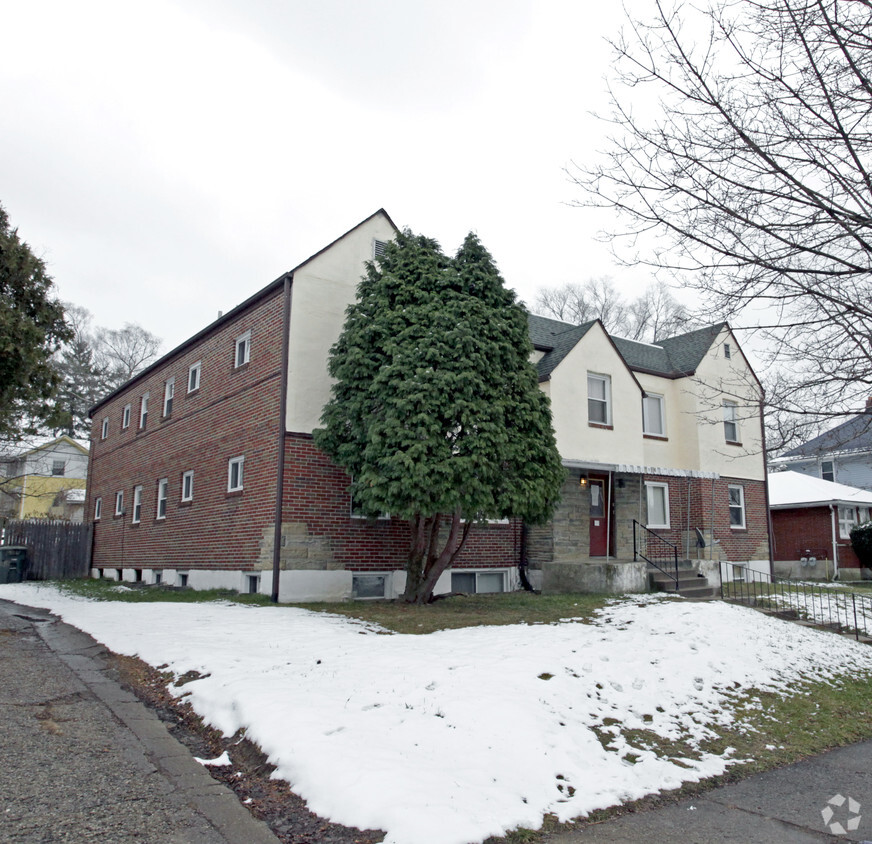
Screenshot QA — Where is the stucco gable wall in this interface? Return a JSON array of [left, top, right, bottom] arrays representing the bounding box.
[[636, 373, 699, 470], [286, 213, 397, 434], [547, 324, 644, 464], [691, 326, 765, 481]]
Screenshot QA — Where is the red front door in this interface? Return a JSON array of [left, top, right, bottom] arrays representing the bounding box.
[[589, 478, 609, 557]]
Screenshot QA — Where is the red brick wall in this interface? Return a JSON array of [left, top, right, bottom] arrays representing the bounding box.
[[643, 474, 770, 560], [771, 507, 860, 567], [88, 291, 285, 573], [283, 434, 521, 572]]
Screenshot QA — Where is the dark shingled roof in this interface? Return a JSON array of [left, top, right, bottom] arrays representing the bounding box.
[[528, 314, 727, 380], [783, 412, 872, 457]]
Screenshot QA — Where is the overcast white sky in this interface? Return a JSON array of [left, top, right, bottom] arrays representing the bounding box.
[[2, 0, 660, 355]]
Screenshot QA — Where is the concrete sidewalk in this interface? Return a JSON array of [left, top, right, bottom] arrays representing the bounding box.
[[0, 598, 278, 844], [544, 742, 872, 843]]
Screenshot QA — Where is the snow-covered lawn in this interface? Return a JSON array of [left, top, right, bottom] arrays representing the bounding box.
[[4, 583, 872, 844]]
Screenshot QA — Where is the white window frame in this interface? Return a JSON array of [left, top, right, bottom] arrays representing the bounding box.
[[101, 417, 109, 440], [723, 400, 740, 443], [163, 377, 175, 417], [188, 361, 201, 393], [728, 484, 746, 529], [235, 331, 251, 368], [139, 393, 149, 429], [122, 404, 131, 429], [51, 459, 65, 477], [156, 478, 168, 519], [642, 393, 666, 437], [820, 460, 835, 483], [859, 507, 871, 525], [132, 485, 143, 524], [838, 506, 858, 539], [645, 482, 670, 529], [181, 470, 194, 502], [227, 456, 244, 492], [94, 497, 102, 520], [587, 373, 611, 425], [114, 490, 124, 517]]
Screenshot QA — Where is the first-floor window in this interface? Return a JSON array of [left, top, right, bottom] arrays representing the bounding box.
[[838, 506, 858, 539], [181, 470, 194, 502], [94, 497, 102, 520], [728, 485, 746, 529], [156, 478, 168, 519], [114, 490, 124, 516], [645, 482, 670, 529], [132, 485, 143, 524], [228, 456, 244, 492]]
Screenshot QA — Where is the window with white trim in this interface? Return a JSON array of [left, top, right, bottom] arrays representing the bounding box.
[[181, 470, 194, 502], [235, 331, 251, 368], [723, 400, 739, 443], [227, 456, 244, 492], [51, 460, 65, 477], [163, 377, 174, 417], [114, 490, 124, 516], [728, 484, 746, 529], [188, 361, 201, 393], [724, 342, 732, 359], [132, 485, 143, 524], [139, 393, 149, 429], [94, 497, 102, 520], [645, 482, 670, 529], [451, 571, 506, 594], [820, 460, 835, 483], [859, 507, 870, 524], [642, 393, 665, 436], [587, 373, 611, 425], [101, 417, 109, 440], [156, 478, 168, 519], [122, 404, 131, 429], [839, 506, 858, 539]]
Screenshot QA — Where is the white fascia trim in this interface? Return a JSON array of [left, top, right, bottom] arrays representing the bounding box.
[[561, 458, 720, 480]]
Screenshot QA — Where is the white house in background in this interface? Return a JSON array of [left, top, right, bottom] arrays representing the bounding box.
[[772, 399, 872, 490]]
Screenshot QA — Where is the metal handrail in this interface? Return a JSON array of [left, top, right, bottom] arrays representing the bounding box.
[[634, 519, 680, 592]]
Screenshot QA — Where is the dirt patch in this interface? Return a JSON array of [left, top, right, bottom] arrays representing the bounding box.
[[110, 653, 385, 844]]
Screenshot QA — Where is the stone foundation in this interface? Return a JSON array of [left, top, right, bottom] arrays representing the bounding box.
[[542, 560, 648, 594], [257, 523, 341, 571]]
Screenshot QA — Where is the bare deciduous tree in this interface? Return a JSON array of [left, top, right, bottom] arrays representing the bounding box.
[[534, 278, 695, 341], [572, 0, 872, 418], [94, 323, 162, 392]]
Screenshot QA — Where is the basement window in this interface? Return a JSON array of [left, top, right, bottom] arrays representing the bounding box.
[[246, 574, 260, 594], [352, 574, 387, 599], [451, 571, 505, 594]]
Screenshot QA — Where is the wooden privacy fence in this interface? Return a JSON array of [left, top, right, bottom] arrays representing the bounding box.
[[2, 520, 92, 580]]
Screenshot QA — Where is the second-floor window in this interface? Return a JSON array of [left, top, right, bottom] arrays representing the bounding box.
[[94, 497, 102, 520], [188, 361, 201, 393], [821, 460, 835, 483], [642, 394, 665, 436], [181, 470, 194, 502], [228, 456, 244, 492], [588, 374, 611, 425], [115, 490, 124, 516], [723, 400, 739, 443], [122, 404, 131, 429], [101, 417, 109, 440], [163, 378, 175, 417], [51, 460, 65, 477], [235, 331, 251, 368], [140, 393, 149, 429], [132, 485, 143, 524]]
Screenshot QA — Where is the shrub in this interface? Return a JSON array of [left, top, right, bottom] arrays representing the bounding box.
[[850, 521, 872, 565]]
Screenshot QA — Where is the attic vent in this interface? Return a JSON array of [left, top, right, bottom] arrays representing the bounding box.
[[724, 342, 732, 359], [372, 239, 388, 259]]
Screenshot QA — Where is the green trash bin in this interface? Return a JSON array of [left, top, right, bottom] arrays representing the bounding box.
[[0, 547, 28, 583]]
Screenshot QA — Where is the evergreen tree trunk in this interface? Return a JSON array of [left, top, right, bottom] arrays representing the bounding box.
[[403, 509, 474, 604]]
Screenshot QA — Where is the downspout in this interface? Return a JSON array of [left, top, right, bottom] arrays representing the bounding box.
[[830, 504, 840, 581], [606, 472, 612, 559], [759, 397, 775, 579], [710, 477, 715, 562], [271, 274, 294, 603]]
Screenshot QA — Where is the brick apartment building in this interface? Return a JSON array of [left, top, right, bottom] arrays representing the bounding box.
[[87, 209, 770, 600]]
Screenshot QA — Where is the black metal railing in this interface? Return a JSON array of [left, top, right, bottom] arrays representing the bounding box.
[[634, 520, 680, 592], [719, 562, 872, 642]]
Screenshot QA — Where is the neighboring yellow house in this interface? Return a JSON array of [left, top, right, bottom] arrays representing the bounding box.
[[0, 436, 89, 522]]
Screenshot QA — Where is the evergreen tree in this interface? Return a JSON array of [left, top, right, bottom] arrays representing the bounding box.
[[316, 229, 565, 603], [0, 203, 71, 440]]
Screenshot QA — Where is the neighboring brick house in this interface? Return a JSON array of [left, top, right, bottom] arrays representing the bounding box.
[[87, 209, 770, 600], [769, 471, 872, 580], [0, 436, 89, 522], [770, 400, 872, 491]]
